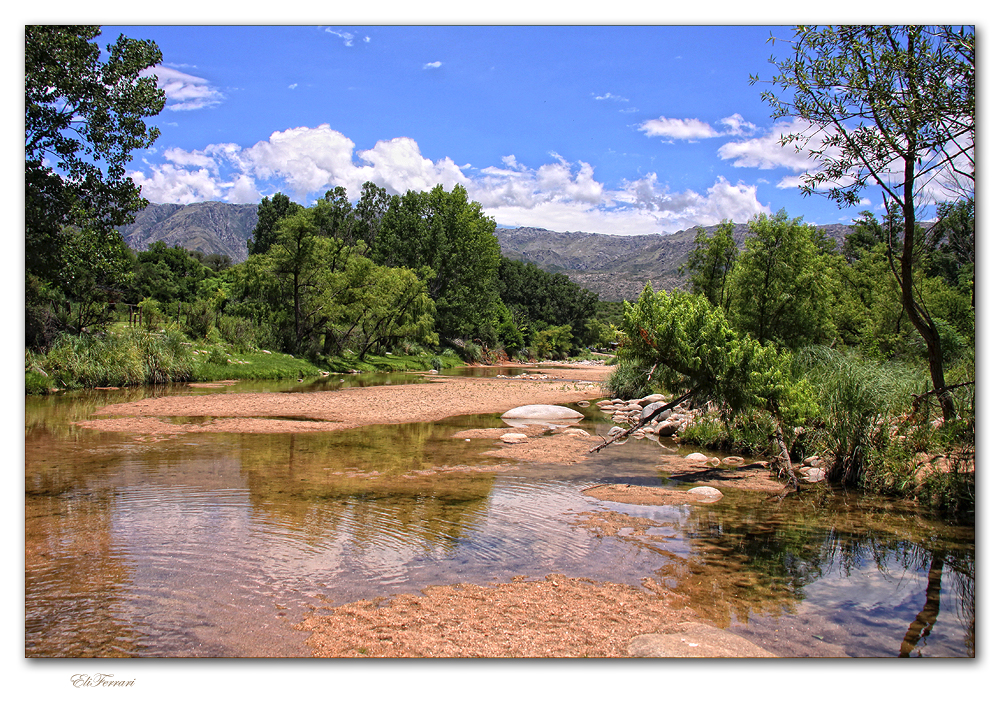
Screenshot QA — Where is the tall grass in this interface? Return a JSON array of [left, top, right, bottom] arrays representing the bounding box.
[[28, 327, 194, 390], [796, 347, 924, 486]]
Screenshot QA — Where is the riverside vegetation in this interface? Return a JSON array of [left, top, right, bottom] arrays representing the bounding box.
[[25, 26, 973, 517]]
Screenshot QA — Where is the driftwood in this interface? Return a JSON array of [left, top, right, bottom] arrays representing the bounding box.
[[588, 387, 699, 454]]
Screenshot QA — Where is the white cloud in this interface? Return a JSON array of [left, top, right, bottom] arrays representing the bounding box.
[[130, 128, 771, 232], [141, 66, 224, 112], [594, 92, 628, 102], [242, 125, 360, 197], [323, 28, 357, 46], [357, 137, 468, 194], [423, 61, 442, 69], [717, 118, 820, 171], [639, 117, 719, 142], [718, 113, 756, 137], [130, 163, 225, 204], [288, 83, 298, 90]]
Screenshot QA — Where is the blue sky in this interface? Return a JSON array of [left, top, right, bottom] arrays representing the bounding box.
[[87, 22, 964, 235]]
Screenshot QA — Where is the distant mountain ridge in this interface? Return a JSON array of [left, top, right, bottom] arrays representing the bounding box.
[[118, 202, 259, 264], [118, 201, 854, 301], [497, 222, 853, 301]]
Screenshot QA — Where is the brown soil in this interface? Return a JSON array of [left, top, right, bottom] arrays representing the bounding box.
[[295, 574, 701, 658]]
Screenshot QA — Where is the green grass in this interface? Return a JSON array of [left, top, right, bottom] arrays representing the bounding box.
[[27, 330, 470, 393]]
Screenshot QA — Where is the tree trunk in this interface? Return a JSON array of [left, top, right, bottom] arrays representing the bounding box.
[[900, 148, 956, 421]]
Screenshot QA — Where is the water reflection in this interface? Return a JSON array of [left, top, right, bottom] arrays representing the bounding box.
[[586, 488, 975, 657], [25, 380, 974, 658]]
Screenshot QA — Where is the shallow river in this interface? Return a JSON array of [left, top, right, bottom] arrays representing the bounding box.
[[25, 370, 974, 657]]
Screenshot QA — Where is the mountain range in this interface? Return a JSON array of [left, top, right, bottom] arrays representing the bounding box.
[[118, 201, 853, 301]]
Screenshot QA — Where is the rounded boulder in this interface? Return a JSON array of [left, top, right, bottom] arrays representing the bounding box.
[[501, 405, 585, 420]]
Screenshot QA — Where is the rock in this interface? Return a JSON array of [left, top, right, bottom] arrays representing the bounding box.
[[705, 457, 721, 467], [640, 401, 667, 422], [628, 623, 777, 658], [501, 405, 584, 420], [640, 393, 667, 405], [625, 403, 643, 412], [687, 486, 723, 501], [500, 433, 528, 443], [722, 456, 744, 466], [684, 452, 709, 462], [562, 428, 590, 436], [804, 455, 819, 464], [576, 401, 590, 408], [656, 420, 681, 437], [801, 467, 826, 483]]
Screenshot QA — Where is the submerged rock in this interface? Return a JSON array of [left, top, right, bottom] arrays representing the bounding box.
[[687, 486, 723, 501]]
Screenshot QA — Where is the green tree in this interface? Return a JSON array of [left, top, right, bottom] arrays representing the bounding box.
[[925, 198, 974, 305], [374, 185, 501, 341], [727, 211, 836, 349], [754, 25, 974, 419], [680, 222, 738, 310], [133, 242, 213, 304], [497, 257, 598, 351], [248, 193, 303, 256], [26, 25, 165, 296]]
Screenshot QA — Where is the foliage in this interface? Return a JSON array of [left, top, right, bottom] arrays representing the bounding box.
[[619, 286, 811, 421], [25, 26, 164, 301], [727, 211, 836, 349], [795, 347, 923, 486], [754, 25, 975, 420], [133, 241, 216, 303], [497, 257, 599, 352], [680, 221, 738, 310], [247, 193, 303, 256], [531, 324, 574, 360], [28, 327, 193, 389], [373, 184, 501, 341], [604, 358, 676, 401]]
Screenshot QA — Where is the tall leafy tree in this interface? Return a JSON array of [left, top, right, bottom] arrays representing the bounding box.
[[25, 25, 165, 294], [727, 211, 836, 349], [679, 221, 738, 310], [497, 257, 598, 350], [248, 193, 303, 256], [374, 185, 500, 341], [753, 25, 974, 419]]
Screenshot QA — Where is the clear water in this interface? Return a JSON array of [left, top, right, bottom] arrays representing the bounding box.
[[24, 378, 974, 657]]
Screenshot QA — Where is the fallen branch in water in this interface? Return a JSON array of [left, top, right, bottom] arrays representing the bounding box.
[[589, 387, 699, 454]]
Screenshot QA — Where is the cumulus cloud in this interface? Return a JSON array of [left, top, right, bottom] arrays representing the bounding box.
[[423, 61, 442, 69], [717, 118, 820, 171], [639, 117, 719, 142], [130, 127, 770, 231], [594, 92, 627, 102], [718, 113, 756, 136], [141, 65, 224, 111], [131, 163, 225, 204]]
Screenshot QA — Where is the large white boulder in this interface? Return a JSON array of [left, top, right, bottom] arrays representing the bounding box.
[[501, 405, 584, 420]]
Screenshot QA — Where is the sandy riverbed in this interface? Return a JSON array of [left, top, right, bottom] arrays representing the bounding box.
[[75, 363, 779, 657]]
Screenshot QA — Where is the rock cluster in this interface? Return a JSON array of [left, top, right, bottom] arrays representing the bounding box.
[[595, 395, 701, 440]]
